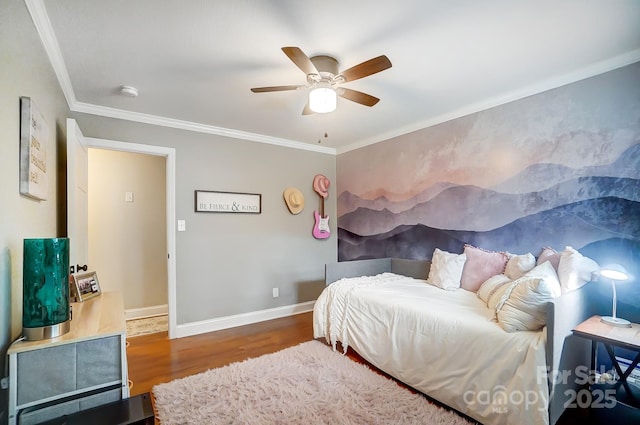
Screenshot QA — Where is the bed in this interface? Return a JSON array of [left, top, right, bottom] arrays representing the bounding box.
[[313, 257, 599, 425]]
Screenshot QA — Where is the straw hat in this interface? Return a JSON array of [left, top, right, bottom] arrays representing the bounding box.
[[283, 187, 304, 214], [313, 174, 330, 198]]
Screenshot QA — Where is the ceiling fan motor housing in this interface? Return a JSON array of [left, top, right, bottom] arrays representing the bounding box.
[[309, 55, 342, 84]]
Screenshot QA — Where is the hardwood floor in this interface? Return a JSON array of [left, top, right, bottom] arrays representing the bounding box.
[[126, 311, 314, 396], [127, 311, 639, 425]]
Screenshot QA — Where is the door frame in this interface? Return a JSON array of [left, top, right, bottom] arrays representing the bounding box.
[[85, 137, 177, 339]]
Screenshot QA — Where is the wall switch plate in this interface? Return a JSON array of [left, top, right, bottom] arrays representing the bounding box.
[[125, 191, 134, 202], [177, 220, 186, 231], [272, 288, 279, 298]]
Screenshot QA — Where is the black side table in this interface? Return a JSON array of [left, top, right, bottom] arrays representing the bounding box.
[[38, 392, 154, 425], [573, 315, 640, 407]]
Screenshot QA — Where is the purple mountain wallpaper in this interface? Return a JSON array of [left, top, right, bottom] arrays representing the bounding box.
[[336, 63, 640, 281]]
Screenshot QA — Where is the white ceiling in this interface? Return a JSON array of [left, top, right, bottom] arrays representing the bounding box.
[[29, 0, 640, 153]]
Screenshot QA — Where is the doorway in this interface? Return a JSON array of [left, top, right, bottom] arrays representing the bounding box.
[[89, 149, 167, 319], [84, 137, 177, 338]]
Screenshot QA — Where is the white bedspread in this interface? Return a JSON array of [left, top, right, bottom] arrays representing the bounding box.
[[313, 273, 549, 425]]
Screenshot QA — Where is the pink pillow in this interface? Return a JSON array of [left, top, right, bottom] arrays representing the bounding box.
[[460, 245, 509, 292], [536, 247, 561, 271]]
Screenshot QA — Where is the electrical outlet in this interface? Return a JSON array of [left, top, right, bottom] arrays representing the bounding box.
[[177, 220, 186, 231], [272, 288, 279, 298]]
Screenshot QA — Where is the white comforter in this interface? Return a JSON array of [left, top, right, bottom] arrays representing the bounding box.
[[313, 273, 549, 425]]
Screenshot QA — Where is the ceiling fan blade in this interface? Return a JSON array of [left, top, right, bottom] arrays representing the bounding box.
[[302, 104, 314, 115], [338, 88, 380, 107], [339, 55, 392, 82], [250, 85, 303, 93], [281, 46, 318, 76]]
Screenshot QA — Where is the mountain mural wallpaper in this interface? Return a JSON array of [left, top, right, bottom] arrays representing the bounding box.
[[336, 63, 640, 285]]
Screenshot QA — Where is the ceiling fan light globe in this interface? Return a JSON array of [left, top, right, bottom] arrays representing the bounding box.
[[309, 85, 337, 113]]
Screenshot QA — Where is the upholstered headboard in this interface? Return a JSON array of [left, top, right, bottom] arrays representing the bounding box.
[[324, 258, 430, 285]]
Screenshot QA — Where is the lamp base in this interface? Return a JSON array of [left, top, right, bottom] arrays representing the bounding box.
[[601, 316, 632, 328], [23, 320, 71, 341]]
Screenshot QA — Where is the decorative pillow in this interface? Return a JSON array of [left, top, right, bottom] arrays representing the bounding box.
[[495, 262, 561, 332], [427, 248, 467, 291], [487, 278, 512, 311], [536, 247, 561, 271], [487, 281, 512, 311], [557, 246, 599, 294], [477, 274, 511, 306], [460, 245, 509, 292], [505, 253, 536, 280]]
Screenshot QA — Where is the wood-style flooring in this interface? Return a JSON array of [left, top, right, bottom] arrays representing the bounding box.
[[126, 311, 639, 425], [126, 312, 314, 396]]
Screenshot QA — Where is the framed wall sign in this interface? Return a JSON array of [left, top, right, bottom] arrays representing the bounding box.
[[71, 271, 102, 302], [195, 190, 261, 214], [19, 97, 49, 200]]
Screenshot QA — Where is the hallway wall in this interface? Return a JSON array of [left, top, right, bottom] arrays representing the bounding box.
[[88, 149, 168, 310]]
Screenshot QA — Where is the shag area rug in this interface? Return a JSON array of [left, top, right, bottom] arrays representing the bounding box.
[[152, 340, 473, 425], [126, 315, 168, 337]]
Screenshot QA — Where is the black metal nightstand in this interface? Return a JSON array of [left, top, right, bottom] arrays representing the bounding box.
[[573, 315, 640, 408]]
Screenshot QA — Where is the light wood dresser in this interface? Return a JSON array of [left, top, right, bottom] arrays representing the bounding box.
[[7, 292, 129, 425]]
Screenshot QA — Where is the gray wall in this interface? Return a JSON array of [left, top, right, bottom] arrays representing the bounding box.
[[0, 1, 71, 423], [70, 114, 336, 324]]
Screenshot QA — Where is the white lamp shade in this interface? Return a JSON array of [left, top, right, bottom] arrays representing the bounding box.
[[309, 83, 337, 113], [599, 263, 631, 327], [600, 264, 629, 281]]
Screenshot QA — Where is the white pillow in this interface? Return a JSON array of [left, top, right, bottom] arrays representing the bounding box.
[[487, 280, 512, 311], [505, 253, 536, 280], [477, 274, 511, 306], [495, 261, 561, 332], [536, 247, 561, 271], [557, 246, 599, 294], [427, 248, 466, 291]]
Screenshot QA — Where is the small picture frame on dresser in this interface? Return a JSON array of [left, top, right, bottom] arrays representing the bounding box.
[[72, 271, 102, 302]]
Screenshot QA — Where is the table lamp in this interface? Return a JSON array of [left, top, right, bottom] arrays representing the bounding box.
[[23, 238, 71, 340], [599, 264, 631, 328]]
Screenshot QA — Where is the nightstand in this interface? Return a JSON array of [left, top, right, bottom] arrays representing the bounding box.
[[572, 315, 640, 408], [7, 292, 130, 425]]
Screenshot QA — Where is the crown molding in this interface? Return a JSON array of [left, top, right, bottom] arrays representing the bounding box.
[[338, 49, 640, 154], [25, 0, 77, 106], [72, 102, 336, 154], [26, 0, 638, 157], [25, 0, 336, 156]]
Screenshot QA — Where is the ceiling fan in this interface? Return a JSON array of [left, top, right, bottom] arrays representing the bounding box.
[[250, 47, 392, 114]]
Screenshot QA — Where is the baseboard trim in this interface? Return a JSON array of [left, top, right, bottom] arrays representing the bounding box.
[[175, 301, 315, 338], [125, 304, 169, 320]]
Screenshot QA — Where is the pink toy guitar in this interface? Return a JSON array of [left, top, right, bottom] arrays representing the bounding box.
[[312, 196, 330, 239], [312, 174, 330, 239]]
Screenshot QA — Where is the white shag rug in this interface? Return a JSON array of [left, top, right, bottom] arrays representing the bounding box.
[[152, 340, 474, 425]]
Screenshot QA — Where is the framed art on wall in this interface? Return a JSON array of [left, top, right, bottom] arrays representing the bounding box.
[[72, 271, 102, 302], [19, 96, 49, 200], [195, 190, 261, 214]]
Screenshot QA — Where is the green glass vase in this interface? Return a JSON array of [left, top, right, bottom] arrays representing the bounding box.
[[23, 238, 71, 340]]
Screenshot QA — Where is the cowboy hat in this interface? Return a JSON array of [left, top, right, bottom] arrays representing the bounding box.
[[283, 187, 304, 214], [313, 174, 330, 198]]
